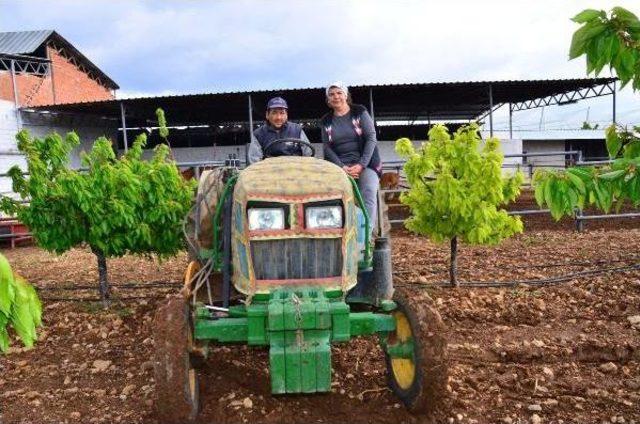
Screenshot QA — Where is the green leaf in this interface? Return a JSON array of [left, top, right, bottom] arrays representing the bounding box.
[[572, 9, 604, 24], [571, 20, 608, 61], [16, 275, 41, 327], [612, 7, 639, 24], [570, 26, 589, 59], [10, 280, 36, 348], [567, 187, 579, 210], [567, 167, 593, 180], [623, 140, 640, 159], [566, 172, 586, 194], [606, 126, 623, 158], [534, 180, 546, 207], [0, 324, 9, 353], [544, 178, 555, 209], [598, 170, 626, 181], [0, 254, 15, 316]]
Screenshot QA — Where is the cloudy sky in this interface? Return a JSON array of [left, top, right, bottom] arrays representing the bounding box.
[[1, 0, 638, 131]]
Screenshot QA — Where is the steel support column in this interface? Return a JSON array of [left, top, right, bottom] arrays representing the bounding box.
[[247, 94, 254, 164], [369, 88, 375, 123], [10, 60, 22, 129], [119, 102, 128, 152], [488, 84, 494, 137], [508, 102, 513, 139]]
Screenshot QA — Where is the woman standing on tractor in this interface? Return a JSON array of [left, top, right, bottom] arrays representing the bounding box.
[[320, 82, 382, 231]]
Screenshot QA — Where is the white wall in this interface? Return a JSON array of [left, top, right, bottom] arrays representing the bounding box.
[[20, 111, 118, 168], [495, 138, 523, 176], [522, 140, 567, 168], [0, 100, 24, 196], [377, 137, 523, 176], [377, 139, 423, 164], [0, 108, 118, 201]]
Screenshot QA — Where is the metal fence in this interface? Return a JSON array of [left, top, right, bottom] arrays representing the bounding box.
[[382, 151, 640, 231], [1, 152, 638, 246]]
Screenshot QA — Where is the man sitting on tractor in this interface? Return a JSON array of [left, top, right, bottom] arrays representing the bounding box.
[[248, 96, 313, 164]]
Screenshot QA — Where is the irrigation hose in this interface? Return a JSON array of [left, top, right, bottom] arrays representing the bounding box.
[[396, 262, 640, 288], [30, 259, 640, 301]]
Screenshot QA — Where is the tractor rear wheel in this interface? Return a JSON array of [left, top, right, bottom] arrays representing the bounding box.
[[383, 287, 448, 414], [154, 296, 199, 423]]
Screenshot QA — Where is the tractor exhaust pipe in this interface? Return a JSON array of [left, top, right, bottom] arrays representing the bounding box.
[[372, 237, 394, 301]]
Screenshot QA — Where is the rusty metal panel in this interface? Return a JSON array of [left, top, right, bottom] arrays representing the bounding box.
[[250, 238, 342, 280]]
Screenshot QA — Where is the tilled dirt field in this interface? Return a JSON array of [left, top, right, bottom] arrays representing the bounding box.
[[1, 228, 639, 424]]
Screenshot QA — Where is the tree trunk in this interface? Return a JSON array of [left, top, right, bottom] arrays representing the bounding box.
[[91, 248, 110, 307], [450, 236, 458, 287]]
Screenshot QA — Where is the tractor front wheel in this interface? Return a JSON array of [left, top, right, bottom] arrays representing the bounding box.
[[154, 296, 199, 423], [383, 287, 448, 414]]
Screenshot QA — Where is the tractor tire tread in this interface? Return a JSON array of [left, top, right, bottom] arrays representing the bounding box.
[[153, 296, 199, 423], [385, 287, 448, 414]]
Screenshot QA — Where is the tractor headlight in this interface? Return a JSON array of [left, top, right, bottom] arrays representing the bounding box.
[[248, 208, 285, 231], [306, 206, 342, 229]]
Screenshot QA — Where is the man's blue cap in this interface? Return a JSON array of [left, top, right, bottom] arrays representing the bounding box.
[[267, 97, 288, 110]]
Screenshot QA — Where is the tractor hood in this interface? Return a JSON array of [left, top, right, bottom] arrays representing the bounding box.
[[235, 156, 352, 201]]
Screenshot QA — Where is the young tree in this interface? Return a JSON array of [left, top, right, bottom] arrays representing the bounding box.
[[0, 253, 42, 353], [395, 124, 524, 286], [533, 7, 640, 217], [0, 110, 196, 304]]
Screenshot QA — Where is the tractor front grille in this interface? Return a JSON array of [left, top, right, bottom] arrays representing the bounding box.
[[250, 238, 342, 280]]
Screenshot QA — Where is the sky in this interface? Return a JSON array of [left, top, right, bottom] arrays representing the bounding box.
[[1, 0, 638, 132]]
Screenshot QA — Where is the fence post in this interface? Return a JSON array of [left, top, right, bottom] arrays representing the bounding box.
[[575, 208, 584, 232]]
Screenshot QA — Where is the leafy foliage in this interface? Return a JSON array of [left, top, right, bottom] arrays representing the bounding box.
[[0, 111, 196, 299], [0, 131, 195, 257], [395, 125, 524, 245], [535, 8, 640, 220], [569, 6, 640, 90], [0, 253, 42, 353], [533, 126, 640, 219]]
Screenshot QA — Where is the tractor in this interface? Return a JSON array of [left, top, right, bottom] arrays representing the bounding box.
[[153, 139, 448, 423]]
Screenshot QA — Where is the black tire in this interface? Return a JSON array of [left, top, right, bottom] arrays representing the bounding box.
[[154, 296, 199, 423], [383, 287, 448, 414]]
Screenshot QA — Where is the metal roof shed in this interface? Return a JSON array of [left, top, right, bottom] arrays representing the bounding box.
[[24, 77, 617, 150]]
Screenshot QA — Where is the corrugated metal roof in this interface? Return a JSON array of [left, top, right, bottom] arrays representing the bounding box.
[[0, 30, 53, 55], [27, 78, 616, 128], [33, 77, 617, 107], [0, 30, 118, 90]]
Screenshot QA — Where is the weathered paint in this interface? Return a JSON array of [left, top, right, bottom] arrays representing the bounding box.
[[193, 288, 397, 394], [231, 156, 359, 296]]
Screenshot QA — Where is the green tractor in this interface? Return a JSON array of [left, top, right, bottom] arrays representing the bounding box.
[[154, 140, 448, 423]]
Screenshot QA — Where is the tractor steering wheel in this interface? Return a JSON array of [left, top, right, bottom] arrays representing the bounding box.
[[263, 138, 316, 158]]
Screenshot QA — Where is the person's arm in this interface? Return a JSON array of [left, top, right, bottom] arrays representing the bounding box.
[[247, 134, 263, 164], [358, 111, 377, 168], [299, 130, 313, 156], [321, 125, 345, 167]]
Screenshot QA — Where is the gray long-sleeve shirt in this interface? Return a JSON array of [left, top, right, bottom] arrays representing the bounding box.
[[320, 108, 377, 168], [248, 126, 310, 164]]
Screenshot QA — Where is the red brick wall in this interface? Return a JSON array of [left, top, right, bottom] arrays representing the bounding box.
[[47, 46, 114, 105], [0, 72, 16, 103], [0, 45, 114, 107]]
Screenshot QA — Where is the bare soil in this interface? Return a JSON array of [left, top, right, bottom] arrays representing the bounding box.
[[1, 227, 639, 424]]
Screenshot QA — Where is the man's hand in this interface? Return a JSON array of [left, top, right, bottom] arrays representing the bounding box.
[[350, 164, 364, 176], [342, 165, 360, 178]]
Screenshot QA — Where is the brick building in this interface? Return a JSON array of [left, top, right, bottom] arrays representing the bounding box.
[[0, 30, 118, 107], [1, 30, 120, 200]]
